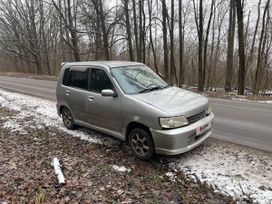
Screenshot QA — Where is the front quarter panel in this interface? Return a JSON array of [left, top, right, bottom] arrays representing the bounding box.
[[121, 95, 169, 134]]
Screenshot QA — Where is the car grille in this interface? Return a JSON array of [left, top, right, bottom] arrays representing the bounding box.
[[187, 111, 206, 124]]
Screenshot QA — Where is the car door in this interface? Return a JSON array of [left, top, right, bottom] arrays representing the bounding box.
[[63, 66, 89, 121], [86, 67, 121, 133]]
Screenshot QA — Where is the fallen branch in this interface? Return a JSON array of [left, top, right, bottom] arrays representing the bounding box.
[[52, 157, 65, 184]]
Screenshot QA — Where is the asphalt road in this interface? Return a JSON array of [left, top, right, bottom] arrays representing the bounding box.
[[0, 75, 271, 152]]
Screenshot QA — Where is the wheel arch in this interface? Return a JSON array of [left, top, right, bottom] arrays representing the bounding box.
[[59, 105, 67, 115], [59, 105, 73, 117], [125, 121, 153, 142]]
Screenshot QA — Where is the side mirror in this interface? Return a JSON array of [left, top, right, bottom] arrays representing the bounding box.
[[101, 89, 117, 97]]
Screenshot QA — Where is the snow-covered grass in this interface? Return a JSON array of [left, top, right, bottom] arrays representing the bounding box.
[[3, 120, 27, 135], [0, 88, 272, 203], [0, 89, 119, 146], [165, 139, 272, 203]]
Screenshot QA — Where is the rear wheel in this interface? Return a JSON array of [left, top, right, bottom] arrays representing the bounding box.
[[128, 128, 155, 160], [61, 107, 76, 130]]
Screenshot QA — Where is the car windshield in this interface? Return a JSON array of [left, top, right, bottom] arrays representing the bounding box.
[[111, 65, 168, 94]]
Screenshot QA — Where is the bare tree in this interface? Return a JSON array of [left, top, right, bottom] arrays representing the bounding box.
[[253, 0, 271, 94], [93, 0, 110, 60], [0, 0, 271, 93], [193, 0, 215, 91], [52, 0, 81, 61]]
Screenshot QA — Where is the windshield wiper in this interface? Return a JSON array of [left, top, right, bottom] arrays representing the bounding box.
[[139, 86, 162, 93]]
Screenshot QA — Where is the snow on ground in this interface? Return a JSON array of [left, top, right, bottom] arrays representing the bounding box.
[[232, 97, 272, 104], [3, 120, 27, 135], [0, 89, 272, 203], [165, 172, 177, 182], [165, 139, 272, 203], [0, 89, 119, 146]]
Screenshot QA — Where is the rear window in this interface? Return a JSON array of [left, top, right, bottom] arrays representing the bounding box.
[[62, 68, 89, 90]]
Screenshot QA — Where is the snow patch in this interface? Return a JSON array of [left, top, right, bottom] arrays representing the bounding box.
[[3, 120, 27, 134], [232, 97, 272, 104], [111, 165, 131, 173], [165, 172, 177, 182]]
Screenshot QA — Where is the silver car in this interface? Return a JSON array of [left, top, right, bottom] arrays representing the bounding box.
[[56, 61, 214, 160]]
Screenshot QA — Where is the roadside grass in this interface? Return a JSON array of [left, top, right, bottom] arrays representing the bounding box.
[[34, 187, 47, 204]]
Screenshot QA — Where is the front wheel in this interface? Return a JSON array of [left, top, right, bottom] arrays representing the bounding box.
[[128, 128, 155, 160], [61, 107, 76, 130]]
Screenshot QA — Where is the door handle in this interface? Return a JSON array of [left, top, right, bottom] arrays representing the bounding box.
[[88, 96, 94, 102], [66, 90, 70, 96]]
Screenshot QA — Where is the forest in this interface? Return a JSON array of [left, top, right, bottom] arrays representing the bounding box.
[[0, 0, 271, 95]]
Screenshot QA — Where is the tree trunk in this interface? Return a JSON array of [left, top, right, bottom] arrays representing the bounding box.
[[98, 0, 110, 60], [124, 0, 134, 61], [67, 0, 80, 61], [138, 0, 143, 62], [236, 0, 246, 95], [169, 0, 174, 84], [142, 0, 146, 63], [132, 0, 140, 61], [95, 9, 102, 60], [178, 0, 184, 86], [225, 0, 236, 92], [148, 0, 158, 73], [198, 0, 204, 91], [203, 0, 215, 89], [161, 0, 169, 81]]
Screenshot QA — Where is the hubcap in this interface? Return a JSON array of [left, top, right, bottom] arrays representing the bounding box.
[[131, 133, 149, 156], [63, 109, 72, 126]]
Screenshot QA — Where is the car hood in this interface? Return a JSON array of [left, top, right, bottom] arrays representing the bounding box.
[[132, 86, 208, 117]]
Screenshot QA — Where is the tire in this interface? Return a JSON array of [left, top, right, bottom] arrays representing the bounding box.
[[128, 128, 155, 160], [61, 107, 76, 130]]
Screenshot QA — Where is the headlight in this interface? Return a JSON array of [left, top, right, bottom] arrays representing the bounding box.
[[206, 105, 212, 115], [159, 116, 189, 129]]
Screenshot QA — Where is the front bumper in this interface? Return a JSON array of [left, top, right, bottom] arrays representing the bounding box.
[[150, 113, 214, 155]]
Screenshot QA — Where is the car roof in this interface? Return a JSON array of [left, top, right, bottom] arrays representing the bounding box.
[[62, 61, 143, 69]]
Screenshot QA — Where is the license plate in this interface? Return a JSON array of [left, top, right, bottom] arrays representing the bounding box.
[[196, 122, 211, 136]]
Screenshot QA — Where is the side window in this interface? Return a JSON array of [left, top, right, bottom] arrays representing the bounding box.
[[69, 70, 89, 90], [90, 69, 114, 93], [67, 70, 89, 90], [62, 68, 70, 86]]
